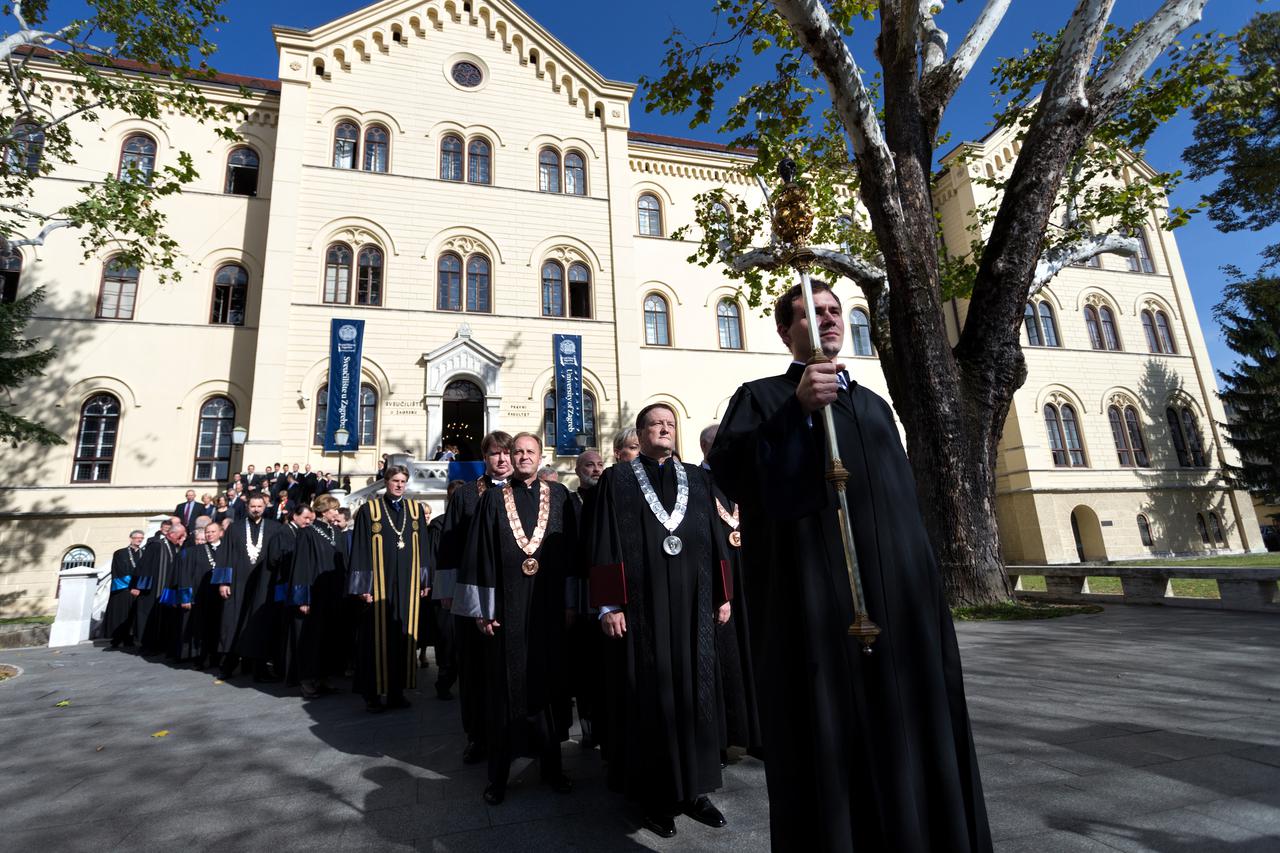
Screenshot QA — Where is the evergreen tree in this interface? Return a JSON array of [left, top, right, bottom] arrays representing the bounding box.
[[0, 287, 60, 445], [1216, 271, 1280, 502]]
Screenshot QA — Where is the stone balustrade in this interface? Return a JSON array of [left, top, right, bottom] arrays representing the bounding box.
[[1010, 565, 1280, 613]]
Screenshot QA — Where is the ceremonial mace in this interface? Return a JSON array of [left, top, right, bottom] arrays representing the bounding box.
[[772, 158, 881, 654]]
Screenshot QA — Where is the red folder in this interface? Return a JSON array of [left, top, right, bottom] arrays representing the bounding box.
[[589, 563, 627, 608]]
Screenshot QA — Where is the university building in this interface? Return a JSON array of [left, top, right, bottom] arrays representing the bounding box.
[[0, 0, 1263, 615]]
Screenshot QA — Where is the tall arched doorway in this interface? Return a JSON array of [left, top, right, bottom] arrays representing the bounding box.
[[442, 379, 484, 461], [1070, 505, 1107, 563]]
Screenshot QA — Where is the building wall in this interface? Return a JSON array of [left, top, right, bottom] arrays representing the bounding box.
[[0, 0, 1263, 615]]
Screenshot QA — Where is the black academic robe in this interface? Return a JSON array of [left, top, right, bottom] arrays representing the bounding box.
[[708, 365, 992, 853], [222, 517, 283, 658], [456, 479, 575, 781], [282, 521, 345, 684], [708, 481, 763, 753], [348, 496, 431, 698], [424, 514, 456, 689], [133, 538, 179, 654], [260, 523, 300, 670], [563, 487, 604, 739], [588, 455, 728, 808], [96, 546, 140, 642], [438, 476, 501, 742], [169, 542, 222, 661]]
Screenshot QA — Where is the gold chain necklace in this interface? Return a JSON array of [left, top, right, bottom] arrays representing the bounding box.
[[382, 497, 408, 550]]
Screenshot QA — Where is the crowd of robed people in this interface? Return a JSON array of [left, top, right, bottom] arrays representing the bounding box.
[[95, 282, 996, 852]]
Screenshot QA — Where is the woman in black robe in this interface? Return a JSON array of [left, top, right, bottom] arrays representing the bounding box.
[[707, 283, 991, 852]]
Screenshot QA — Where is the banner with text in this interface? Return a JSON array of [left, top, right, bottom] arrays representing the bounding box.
[[324, 318, 366, 452], [553, 333, 584, 456]]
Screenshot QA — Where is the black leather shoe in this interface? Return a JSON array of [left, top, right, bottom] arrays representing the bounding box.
[[365, 697, 386, 713], [462, 741, 486, 764], [641, 813, 677, 838], [482, 784, 505, 805], [683, 796, 726, 828], [386, 694, 411, 710], [544, 773, 573, 794]]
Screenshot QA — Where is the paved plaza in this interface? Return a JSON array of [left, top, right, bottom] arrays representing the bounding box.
[[1, 606, 1277, 852]]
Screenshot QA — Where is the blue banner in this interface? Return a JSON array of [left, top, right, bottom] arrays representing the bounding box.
[[553, 334, 584, 456], [324, 319, 366, 452]]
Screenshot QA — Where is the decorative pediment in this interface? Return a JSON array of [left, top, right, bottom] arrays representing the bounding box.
[[423, 326, 505, 396]]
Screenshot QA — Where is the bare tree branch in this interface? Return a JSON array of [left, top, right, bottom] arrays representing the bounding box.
[[770, 0, 894, 171], [724, 240, 888, 292], [3, 217, 74, 249], [1042, 0, 1116, 122], [1089, 0, 1210, 117], [921, 0, 1012, 115], [919, 0, 950, 76], [1029, 232, 1138, 294]]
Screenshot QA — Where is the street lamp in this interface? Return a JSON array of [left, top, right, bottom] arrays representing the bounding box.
[[334, 427, 350, 487], [231, 425, 248, 484]]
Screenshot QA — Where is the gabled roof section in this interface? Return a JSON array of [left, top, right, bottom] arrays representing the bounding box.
[[274, 0, 635, 108]]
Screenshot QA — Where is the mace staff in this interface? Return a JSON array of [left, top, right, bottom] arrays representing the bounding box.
[[772, 159, 881, 654]]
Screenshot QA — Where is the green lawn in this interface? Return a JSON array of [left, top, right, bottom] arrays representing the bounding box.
[[1109, 553, 1280, 568], [1015, 575, 1222, 599], [0, 615, 55, 625]]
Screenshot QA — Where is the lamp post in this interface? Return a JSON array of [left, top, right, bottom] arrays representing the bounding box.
[[334, 427, 350, 487], [575, 432, 590, 453], [231, 425, 248, 485]]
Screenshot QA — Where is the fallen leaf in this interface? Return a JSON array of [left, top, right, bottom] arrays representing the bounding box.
[[151, 730, 170, 738], [212, 679, 224, 685], [54, 699, 71, 707], [95, 746, 104, 752]]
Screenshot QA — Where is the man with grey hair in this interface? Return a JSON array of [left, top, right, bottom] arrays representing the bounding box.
[[536, 465, 559, 483], [98, 530, 146, 647], [565, 448, 605, 749], [134, 522, 186, 656]]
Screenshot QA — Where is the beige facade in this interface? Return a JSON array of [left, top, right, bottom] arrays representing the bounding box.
[[0, 0, 1262, 615]]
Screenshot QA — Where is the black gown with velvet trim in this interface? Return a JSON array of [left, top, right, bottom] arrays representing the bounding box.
[[708, 482, 763, 754], [587, 455, 727, 810], [708, 365, 992, 853]]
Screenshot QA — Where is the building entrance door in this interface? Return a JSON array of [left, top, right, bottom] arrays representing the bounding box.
[[442, 379, 485, 461]]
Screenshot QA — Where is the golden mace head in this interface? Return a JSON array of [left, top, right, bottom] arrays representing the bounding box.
[[773, 157, 814, 250]]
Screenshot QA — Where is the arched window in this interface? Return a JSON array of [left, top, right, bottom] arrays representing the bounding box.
[[323, 243, 353, 304], [564, 151, 586, 196], [1125, 228, 1155, 274], [1024, 303, 1042, 346], [466, 254, 491, 312], [97, 257, 139, 320], [1166, 405, 1207, 467], [1084, 305, 1104, 349], [118, 133, 156, 182], [1099, 306, 1122, 350], [467, 138, 491, 184], [61, 546, 96, 572], [313, 385, 327, 446], [1196, 512, 1211, 545], [72, 393, 120, 482], [333, 122, 359, 169], [541, 261, 564, 317], [1, 247, 21, 303], [538, 148, 561, 193], [1137, 514, 1154, 547], [568, 262, 591, 318], [210, 263, 248, 325], [1155, 311, 1177, 354], [1045, 403, 1086, 467], [850, 308, 874, 356], [359, 383, 378, 446], [224, 146, 259, 195], [1108, 404, 1149, 467], [193, 396, 235, 481], [440, 134, 464, 181], [363, 124, 389, 172], [437, 252, 462, 311], [7, 122, 44, 173], [1038, 302, 1060, 347], [1141, 310, 1160, 352], [637, 193, 663, 237], [1208, 511, 1226, 546], [717, 298, 744, 350], [543, 387, 597, 451], [643, 293, 670, 346], [355, 246, 383, 306]]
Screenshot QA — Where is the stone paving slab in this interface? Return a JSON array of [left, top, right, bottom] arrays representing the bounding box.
[[1, 606, 1278, 851]]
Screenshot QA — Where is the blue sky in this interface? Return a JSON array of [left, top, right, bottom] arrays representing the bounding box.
[[191, 1, 1278, 377]]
